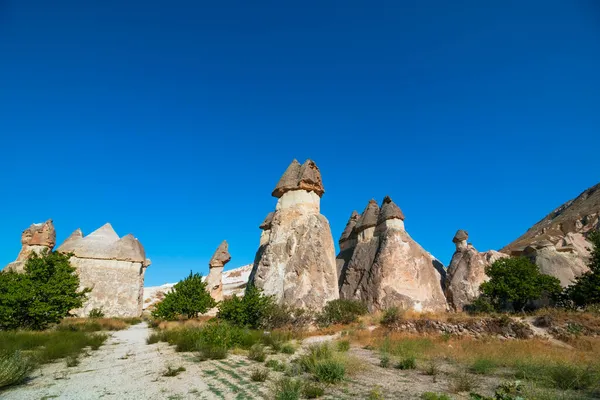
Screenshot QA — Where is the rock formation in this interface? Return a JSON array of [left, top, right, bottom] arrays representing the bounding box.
[[445, 230, 508, 311], [206, 240, 231, 302], [503, 182, 599, 286], [338, 196, 447, 312], [56, 223, 150, 317], [4, 220, 56, 272], [336, 210, 360, 286], [338, 200, 380, 299], [249, 159, 338, 309]]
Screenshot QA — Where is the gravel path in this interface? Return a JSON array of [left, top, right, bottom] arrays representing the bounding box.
[[3, 322, 217, 400]]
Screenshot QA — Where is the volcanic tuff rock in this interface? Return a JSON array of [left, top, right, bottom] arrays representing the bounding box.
[[206, 240, 231, 302], [56, 223, 150, 317], [336, 211, 360, 285], [503, 182, 599, 286], [249, 159, 338, 309], [338, 196, 447, 312], [4, 220, 56, 272], [445, 230, 508, 311]]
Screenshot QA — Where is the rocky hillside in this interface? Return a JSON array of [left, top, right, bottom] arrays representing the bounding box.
[[503, 182, 600, 254]]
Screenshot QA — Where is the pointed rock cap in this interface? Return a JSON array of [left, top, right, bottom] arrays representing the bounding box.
[[355, 200, 380, 232], [452, 230, 469, 243], [259, 212, 275, 231], [209, 240, 231, 268], [271, 159, 325, 198], [339, 211, 360, 243], [272, 159, 301, 198], [377, 196, 405, 224], [87, 223, 120, 242], [297, 159, 325, 197], [114, 234, 146, 262], [56, 228, 84, 253]]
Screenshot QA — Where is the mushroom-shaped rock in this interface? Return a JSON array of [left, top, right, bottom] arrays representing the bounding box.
[[453, 230, 469, 243], [209, 240, 231, 268], [5, 220, 57, 273], [259, 212, 275, 231], [272, 159, 302, 198], [339, 211, 360, 244], [336, 211, 361, 286], [297, 159, 325, 197], [355, 200, 380, 233], [377, 196, 405, 224]]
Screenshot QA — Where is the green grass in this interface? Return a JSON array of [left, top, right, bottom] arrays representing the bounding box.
[[469, 358, 497, 375], [273, 377, 302, 400], [265, 359, 286, 372], [0, 351, 35, 389], [420, 393, 452, 400], [395, 355, 416, 370], [302, 382, 325, 398], [250, 367, 269, 382], [281, 343, 296, 355], [248, 344, 267, 362], [163, 366, 186, 377], [313, 359, 345, 383], [336, 340, 350, 352]]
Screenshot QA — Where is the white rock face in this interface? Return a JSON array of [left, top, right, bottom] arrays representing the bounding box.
[[56, 223, 150, 317]]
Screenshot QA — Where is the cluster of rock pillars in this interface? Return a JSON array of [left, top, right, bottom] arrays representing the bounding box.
[[3, 159, 597, 316]]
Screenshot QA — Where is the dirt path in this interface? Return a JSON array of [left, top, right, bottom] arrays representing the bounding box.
[[3, 322, 218, 400]]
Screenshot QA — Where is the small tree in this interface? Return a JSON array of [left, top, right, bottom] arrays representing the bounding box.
[[479, 257, 562, 312], [0, 250, 89, 330], [152, 271, 215, 320], [217, 285, 275, 329], [562, 231, 600, 307]]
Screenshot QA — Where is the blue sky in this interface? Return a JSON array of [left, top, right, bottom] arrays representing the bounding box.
[[1, 1, 599, 286]]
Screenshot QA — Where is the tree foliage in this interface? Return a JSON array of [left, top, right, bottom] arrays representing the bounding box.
[[217, 285, 276, 329], [479, 256, 562, 312], [0, 251, 89, 330], [152, 271, 215, 320], [562, 231, 600, 307]]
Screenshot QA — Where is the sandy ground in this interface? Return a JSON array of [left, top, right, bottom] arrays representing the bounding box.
[[3, 322, 217, 400]]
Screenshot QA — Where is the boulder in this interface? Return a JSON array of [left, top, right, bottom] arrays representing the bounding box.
[[445, 230, 508, 311], [249, 159, 338, 309], [206, 240, 231, 302], [4, 220, 56, 272]]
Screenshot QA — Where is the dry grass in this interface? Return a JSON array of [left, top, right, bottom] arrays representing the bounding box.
[[58, 317, 141, 332]]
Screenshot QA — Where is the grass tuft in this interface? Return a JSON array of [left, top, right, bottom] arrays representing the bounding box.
[[0, 351, 35, 389], [163, 366, 186, 377], [248, 344, 267, 362], [273, 377, 303, 400], [250, 367, 269, 382]]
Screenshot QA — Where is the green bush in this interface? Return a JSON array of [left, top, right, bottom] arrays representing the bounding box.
[[546, 363, 596, 390], [379, 354, 391, 368], [250, 367, 269, 382], [65, 355, 80, 367], [298, 343, 333, 372], [88, 308, 105, 318], [469, 358, 497, 375], [0, 251, 89, 330], [302, 382, 325, 398], [562, 231, 600, 307], [281, 343, 296, 354], [479, 257, 562, 312], [196, 342, 227, 360], [421, 393, 452, 400], [336, 340, 350, 352], [248, 344, 267, 362], [395, 355, 416, 370], [315, 299, 368, 327], [217, 285, 276, 329], [152, 271, 215, 320], [313, 359, 345, 383], [381, 307, 403, 326], [0, 351, 35, 389], [273, 377, 302, 400], [265, 359, 286, 372]]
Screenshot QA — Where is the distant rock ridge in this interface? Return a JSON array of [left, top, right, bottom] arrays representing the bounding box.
[[338, 196, 447, 312], [445, 230, 508, 311], [249, 159, 338, 309]]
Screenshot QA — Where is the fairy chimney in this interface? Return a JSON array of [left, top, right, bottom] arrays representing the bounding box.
[[206, 240, 231, 302]]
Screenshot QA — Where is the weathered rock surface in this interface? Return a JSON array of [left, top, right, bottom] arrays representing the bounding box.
[[445, 230, 508, 311], [206, 240, 231, 302], [503, 182, 599, 286], [249, 159, 338, 309], [56, 223, 150, 317], [339, 197, 447, 312], [4, 220, 56, 272], [336, 211, 360, 285]]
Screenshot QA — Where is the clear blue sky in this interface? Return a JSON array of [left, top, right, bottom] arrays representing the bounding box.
[[1, 1, 599, 286]]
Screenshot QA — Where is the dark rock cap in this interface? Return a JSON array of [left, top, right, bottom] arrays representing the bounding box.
[[339, 211, 360, 243], [271, 159, 325, 198], [355, 200, 380, 232], [259, 212, 275, 230], [377, 196, 405, 225], [209, 240, 231, 268], [453, 230, 469, 243]]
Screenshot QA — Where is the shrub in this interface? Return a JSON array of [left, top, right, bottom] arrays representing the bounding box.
[[469, 358, 497, 375], [281, 343, 296, 355], [302, 382, 325, 398], [273, 377, 302, 400], [0, 251, 89, 330], [562, 231, 600, 307], [217, 285, 276, 329], [313, 359, 345, 383], [0, 351, 35, 389], [336, 340, 350, 352], [421, 393, 452, 400], [395, 355, 416, 370], [196, 342, 227, 361], [480, 257, 562, 312], [367, 387, 384, 400], [423, 360, 440, 377], [146, 332, 162, 344], [315, 299, 368, 326], [152, 271, 215, 320], [450, 372, 478, 393], [266, 359, 286, 372], [546, 363, 596, 390], [379, 354, 390, 368], [466, 296, 496, 314], [381, 307, 403, 326], [162, 366, 186, 377], [88, 308, 105, 318], [250, 368, 269, 382], [298, 343, 332, 372], [248, 344, 267, 362], [65, 356, 80, 367]]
